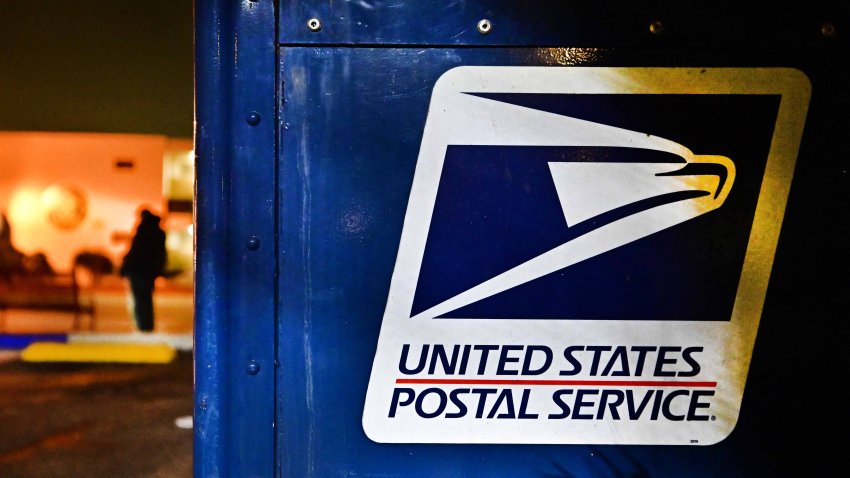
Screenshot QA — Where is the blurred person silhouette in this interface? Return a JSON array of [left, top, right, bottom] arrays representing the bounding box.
[[120, 208, 167, 332], [0, 212, 25, 281]]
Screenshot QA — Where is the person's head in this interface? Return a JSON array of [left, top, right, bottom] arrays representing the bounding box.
[[140, 208, 161, 225]]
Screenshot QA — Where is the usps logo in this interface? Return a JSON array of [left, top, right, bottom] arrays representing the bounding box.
[[363, 67, 810, 445]]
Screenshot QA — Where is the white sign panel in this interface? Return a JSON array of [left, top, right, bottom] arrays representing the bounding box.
[[363, 67, 810, 445]]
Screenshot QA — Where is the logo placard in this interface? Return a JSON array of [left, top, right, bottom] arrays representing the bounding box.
[[363, 67, 810, 445]]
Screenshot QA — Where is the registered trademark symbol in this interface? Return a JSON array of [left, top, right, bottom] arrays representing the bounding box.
[[711, 415, 716, 421]]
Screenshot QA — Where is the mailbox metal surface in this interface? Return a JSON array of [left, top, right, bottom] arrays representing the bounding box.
[[195, 1, 849, 476]]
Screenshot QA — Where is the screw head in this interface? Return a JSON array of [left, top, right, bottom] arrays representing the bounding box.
[[246, 360, 260, 375], [246, 236, 260, 251], [307, 18, 322, 32], [477, 19, 492, 35], [246, 111, 261, 126], [822, 22, 836, 38], [649, 20, 665, 35]]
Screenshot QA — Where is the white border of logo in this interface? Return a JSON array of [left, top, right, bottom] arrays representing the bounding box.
[[363, 67, 810, 445]]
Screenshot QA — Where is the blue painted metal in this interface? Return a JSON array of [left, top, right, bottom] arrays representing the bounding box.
[[279, 0, 846, 47], [194, 0, 277, 476], [276, 47, 847, 478], [194, 1, 849, 476]]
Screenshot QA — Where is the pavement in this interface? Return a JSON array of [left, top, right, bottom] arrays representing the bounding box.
[[0, 351, 193, 478], [0, 276, 194, 477]]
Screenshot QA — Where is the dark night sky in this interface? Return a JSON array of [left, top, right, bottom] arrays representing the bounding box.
[[0, 0, 194, 138]]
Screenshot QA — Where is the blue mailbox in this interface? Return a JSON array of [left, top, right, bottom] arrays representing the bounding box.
[[195, 1, 848, 476]]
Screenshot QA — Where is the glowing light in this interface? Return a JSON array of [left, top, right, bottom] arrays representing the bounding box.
[[40, 183, 88, 229], [8, 187, 43, 227]]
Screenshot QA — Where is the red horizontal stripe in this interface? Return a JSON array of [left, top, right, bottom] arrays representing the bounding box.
[[395, 378, 716, 387]]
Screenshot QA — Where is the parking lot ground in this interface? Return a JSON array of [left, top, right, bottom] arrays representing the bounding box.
[[0, 350, 193, 478]]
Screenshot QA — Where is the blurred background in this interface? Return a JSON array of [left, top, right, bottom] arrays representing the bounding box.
[[0, 0, 194, 331], [0, 1, 195, 476]]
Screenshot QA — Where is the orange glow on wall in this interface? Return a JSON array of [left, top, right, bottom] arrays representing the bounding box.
[[0, 131, 192, 272]]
